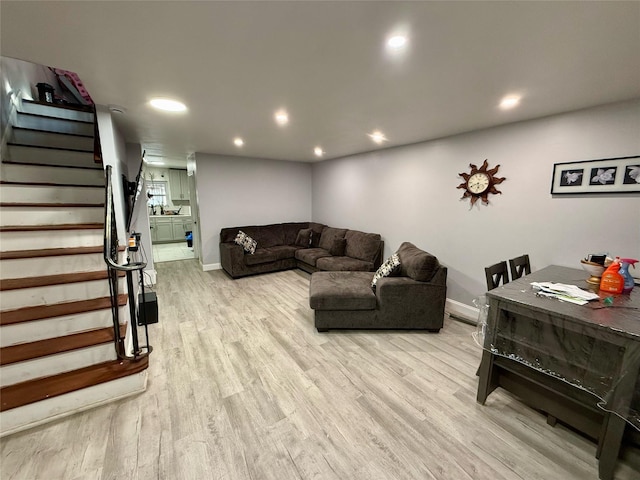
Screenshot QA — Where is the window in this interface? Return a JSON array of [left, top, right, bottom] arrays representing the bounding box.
[[146, 181, 167, 207]]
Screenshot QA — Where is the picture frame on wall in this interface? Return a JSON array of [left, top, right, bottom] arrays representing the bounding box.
[[551, 155, 640, 194]]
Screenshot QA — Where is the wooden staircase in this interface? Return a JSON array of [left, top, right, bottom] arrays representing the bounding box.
[[0, 99, 148, 437]]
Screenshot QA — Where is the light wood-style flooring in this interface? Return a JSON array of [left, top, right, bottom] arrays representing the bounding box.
[[2, 259, 639, 479]]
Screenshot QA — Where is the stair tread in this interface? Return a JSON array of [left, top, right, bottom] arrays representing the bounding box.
[[0, 223, 103, 232], [16, 110, 94, 125], [22, 99, 94, 113], [1, 294, 128, 325], [1, 270, 124, 291], [0, 245, 123, 260], [0, 181, 103, 188], [1, 160, 102, 171], [0, 355, 148, 411], [0, 202, 104, 208], [11, 126, 94, 139], [0, 324, 126, 366], [7, 142, 93, 154]]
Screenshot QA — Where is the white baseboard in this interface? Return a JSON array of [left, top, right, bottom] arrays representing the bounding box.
[[445, 298, 479, 325], [202, 263, 221, 271]]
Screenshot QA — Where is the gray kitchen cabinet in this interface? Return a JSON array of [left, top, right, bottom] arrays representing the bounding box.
[[169, 169, 190, 201], [151, 216, 192, 243], [155, 217, 174, 242]]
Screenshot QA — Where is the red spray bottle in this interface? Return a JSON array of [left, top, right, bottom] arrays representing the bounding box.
[[600, 257, 624, 294]]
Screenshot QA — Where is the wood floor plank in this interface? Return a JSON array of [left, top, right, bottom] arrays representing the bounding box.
[[1, 260, 638, 480]]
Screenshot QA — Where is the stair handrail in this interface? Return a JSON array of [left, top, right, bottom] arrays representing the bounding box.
[[103, 164, 152, 360]]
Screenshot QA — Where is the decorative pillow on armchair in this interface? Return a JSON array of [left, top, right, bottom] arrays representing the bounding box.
[[371, 253, 401, 288], [234, 230, 257, 254], [295, 228, 312, 247]]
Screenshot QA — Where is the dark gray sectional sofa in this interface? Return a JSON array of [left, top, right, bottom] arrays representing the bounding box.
[[219, 222, 384, 279]]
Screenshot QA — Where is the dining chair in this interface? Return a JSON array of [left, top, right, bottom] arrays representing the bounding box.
[[509, 254, 531, 280], [485, 261, 510, 290]]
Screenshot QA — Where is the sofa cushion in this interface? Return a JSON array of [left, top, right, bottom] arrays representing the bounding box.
[[295, 248, 332, 266], [318, 227, 347, 251], [282, 222, 309, 245], [344, 230, 382, 263], [265, 245, 299, 260], [371, 253, 401, 288], [244, 248, 277, 265], [397, 242, 440, 282], [328, 237, 346, 256], [254, 224, 285, 248], [295, 228, 312, 247], [309, 272, 377, 311], [316, 256, 374, 272]]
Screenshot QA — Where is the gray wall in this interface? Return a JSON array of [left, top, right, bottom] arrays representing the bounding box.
[[195, 153, 312, 268], [312, 100, 640, 308]]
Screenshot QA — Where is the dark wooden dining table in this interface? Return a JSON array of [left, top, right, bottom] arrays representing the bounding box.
[[476, 265, 640, 480]]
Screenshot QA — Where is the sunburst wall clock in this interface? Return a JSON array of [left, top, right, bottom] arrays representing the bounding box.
[[457, 159, 506, 206]]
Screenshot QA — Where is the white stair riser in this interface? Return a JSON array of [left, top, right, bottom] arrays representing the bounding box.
[[19, 102, 94, 123], [1, 253, 107, 280], [7, 144, 96, 167], [0, 344, 117, 387], [1, 308, 126, 347], [0, 229, 103, 251], [1, 163, 104, 185], [12, 129, 93, 151], [0, 371, 147, 438], [0, 278, 126, 310], [0, 184, 103, 204], [14, 114, 94, 136], [0, 206, 103, 226]]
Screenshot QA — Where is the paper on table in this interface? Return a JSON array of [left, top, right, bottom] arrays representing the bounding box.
[[531, 282, 600, 305]]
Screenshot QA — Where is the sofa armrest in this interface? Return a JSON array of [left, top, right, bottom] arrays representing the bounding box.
[[220, 242, 246, 278], [375, 270, 447, 329]]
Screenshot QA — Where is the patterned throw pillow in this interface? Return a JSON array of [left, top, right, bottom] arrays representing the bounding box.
[[371, 253, 401, 289], [234, 230, 247, 246], [234, 230, 257, 254]]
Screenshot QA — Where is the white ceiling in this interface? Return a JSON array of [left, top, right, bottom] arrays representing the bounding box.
[[2, 1, 639, 167]]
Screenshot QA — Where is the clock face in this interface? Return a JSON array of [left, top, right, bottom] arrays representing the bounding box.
[[467, 173, 490, 194]]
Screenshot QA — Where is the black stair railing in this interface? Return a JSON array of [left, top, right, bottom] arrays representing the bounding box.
[[103, 165, 152, 360]]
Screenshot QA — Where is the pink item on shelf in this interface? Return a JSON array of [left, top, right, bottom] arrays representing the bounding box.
[[53, 68, 94, 104]]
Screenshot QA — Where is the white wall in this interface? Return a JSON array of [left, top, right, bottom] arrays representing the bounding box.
[[195, 153, 312, 268], [96, 106, 129, 241], [312, 100, 640, 310]]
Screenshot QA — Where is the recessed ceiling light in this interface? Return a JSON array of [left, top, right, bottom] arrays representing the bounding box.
[[387, 35, 408, 50], [314, 147, 324, 157], [234, 137, 244, 147], [274, 110, 289, 126], [150, 98, 187, 112], [499, 95, 521, 110], [368, 130, 387, 144]]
